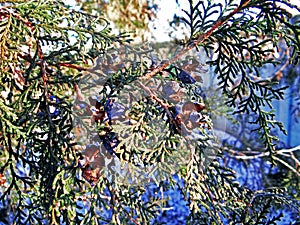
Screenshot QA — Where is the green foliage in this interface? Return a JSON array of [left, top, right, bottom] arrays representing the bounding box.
[[0, 0, 299, 224], [0, 0, 126, 224], [181, 0, 299, 158]]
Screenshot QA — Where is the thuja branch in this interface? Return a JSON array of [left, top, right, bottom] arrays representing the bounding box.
[[142, 0, 251, 80]]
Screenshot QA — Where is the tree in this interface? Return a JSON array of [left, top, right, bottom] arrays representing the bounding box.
[[0, 0, 299, 224]]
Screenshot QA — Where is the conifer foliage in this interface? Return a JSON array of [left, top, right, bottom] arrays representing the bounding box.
[[0, 0, 299, 224]]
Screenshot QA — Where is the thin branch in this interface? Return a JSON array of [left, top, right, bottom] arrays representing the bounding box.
[[141, 1, 250, 80], [276, 145, 300, 154], [58, 63, 88, 71], [273, 155, 300, 177], [224, 145, 300, 160], [224, 145, 300, 176]]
